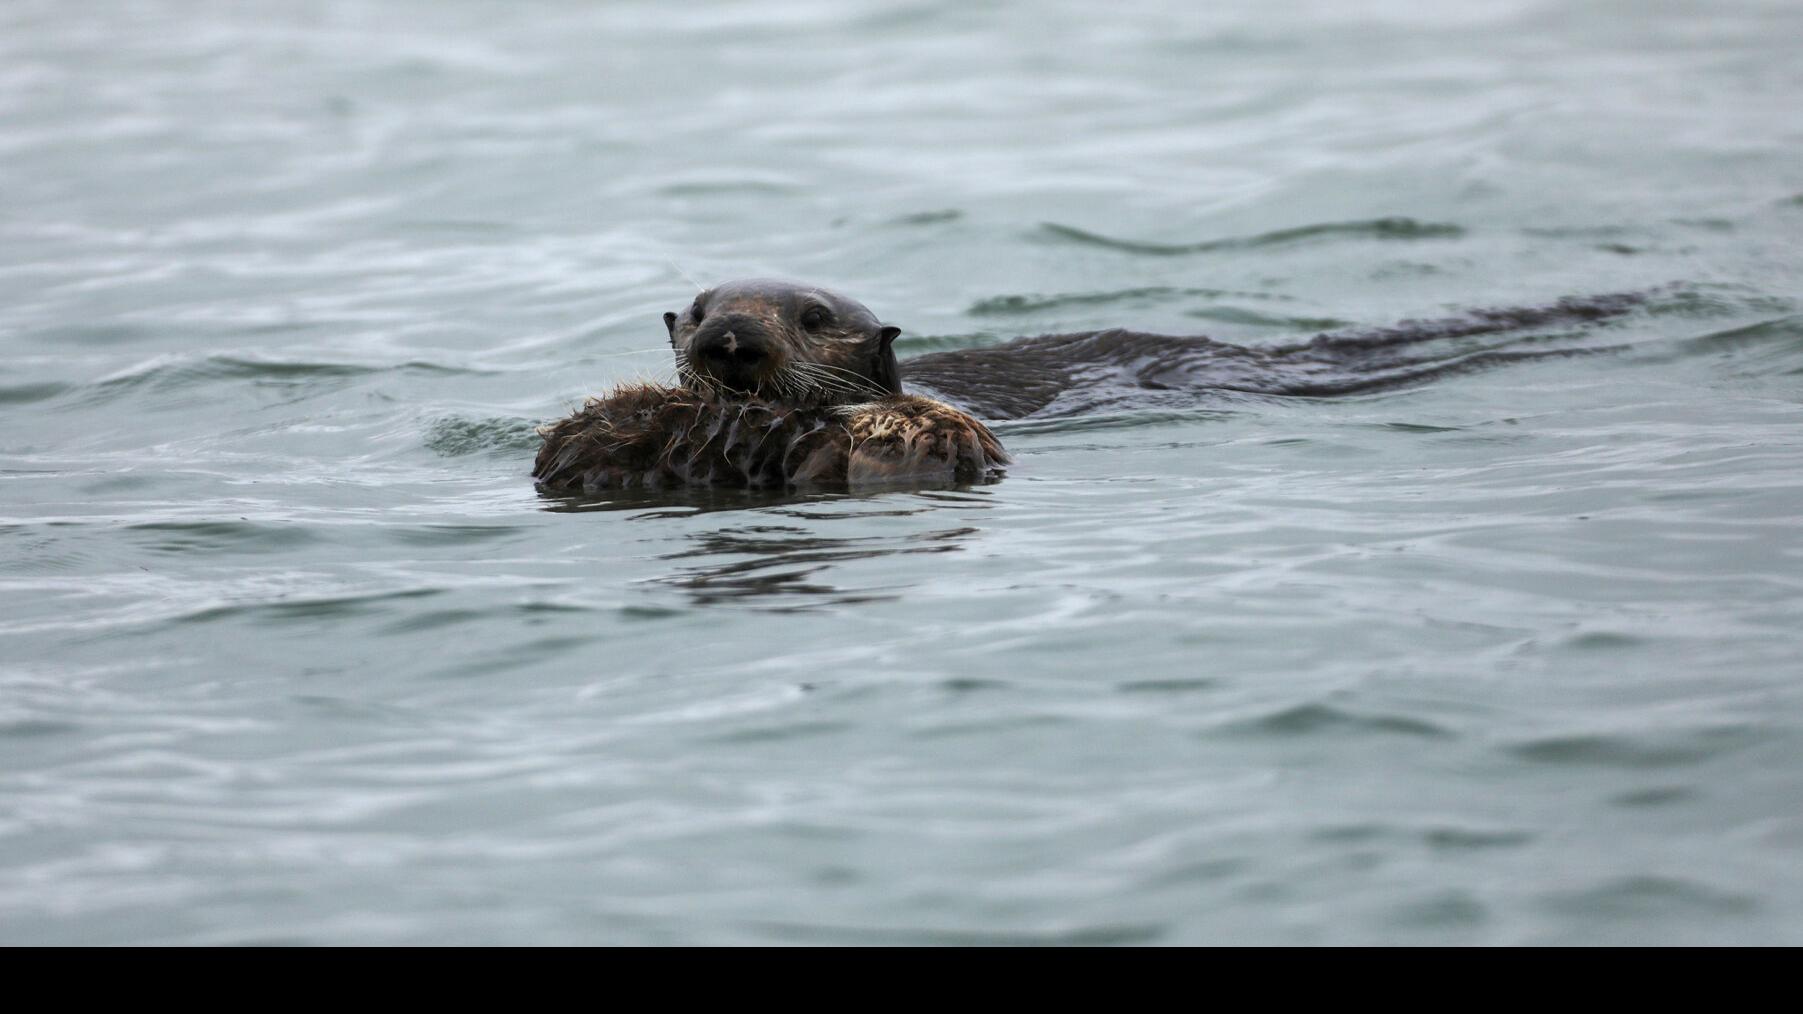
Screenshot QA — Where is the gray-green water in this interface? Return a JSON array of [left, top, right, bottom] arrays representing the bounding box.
[[3, 0, 1802, 945]]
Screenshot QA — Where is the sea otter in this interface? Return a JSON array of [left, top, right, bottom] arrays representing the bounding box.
[[533, 279, 1644, 492], [534, 279, 1008, 492]]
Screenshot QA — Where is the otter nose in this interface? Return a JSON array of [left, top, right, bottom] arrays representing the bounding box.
[[694, 329, 767, 369], [691, 323, 771, 391]]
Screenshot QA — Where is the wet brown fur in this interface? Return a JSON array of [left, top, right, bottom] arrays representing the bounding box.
[[533, 384, 1008, 492]]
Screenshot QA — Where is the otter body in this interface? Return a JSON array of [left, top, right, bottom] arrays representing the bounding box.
[[533, 385, 1006, 492], [901, 292, 1645, 419], [535, 279, 1644, 491]]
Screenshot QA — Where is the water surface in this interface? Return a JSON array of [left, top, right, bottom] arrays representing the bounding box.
[[3, 0, 1802, 944]]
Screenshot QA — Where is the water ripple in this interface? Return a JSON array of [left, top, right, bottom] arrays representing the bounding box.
[[1038, 217, 1466, 256]]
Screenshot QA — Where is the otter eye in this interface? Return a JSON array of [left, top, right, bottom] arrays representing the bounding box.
[[801, 307, 830, 330], [689, 304, 705, 324]]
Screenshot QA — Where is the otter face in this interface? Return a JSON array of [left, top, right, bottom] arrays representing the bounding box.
[[663, 279, 903, 407]]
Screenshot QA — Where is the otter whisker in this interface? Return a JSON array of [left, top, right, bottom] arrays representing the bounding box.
[[587, 347, 680, 361], [666, 259, 705, 293], [673, 351, 723, 400], [775, 369, 842, 405], [785, 368, 839, 402], [797, 361, 890, 398], [810, 360, 891, 389], [787, 362, 854, 391], [791, 363, 883, 402]]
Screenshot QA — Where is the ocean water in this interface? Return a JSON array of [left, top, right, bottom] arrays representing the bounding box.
[[2, 0, 1801, 945]]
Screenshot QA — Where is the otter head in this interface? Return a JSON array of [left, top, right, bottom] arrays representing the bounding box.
[[663, 279, 903, 407]]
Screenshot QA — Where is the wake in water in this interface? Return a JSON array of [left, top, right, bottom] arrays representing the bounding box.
[[902, 290, 1648, 419]]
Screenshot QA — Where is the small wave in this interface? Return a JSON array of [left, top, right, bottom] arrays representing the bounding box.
[[1386, 892, 1492, 930], [24, 322, 156, 346], [0, 382, 71, 405], [1373, 422, 1464, 433], [938, 676, 1010, 694], [384, 523, 524, 546], [1677, 315, 1803, 357], [1038, 216, 1464, 256], [1543, 875, 1759, 919], [655, 175, 799, 197], [991, 407, 1237, 436], [1117, 677, 1218, 694], [390, 218, 518, 235], [1503, 724, 1766, 769], [1422, 827, 1535, 851], [377, 608, 489, 635], [1183, 306, 1351, 330], [752, 921, 1164, 946], [431, 635, 603, 679], [1562, 631, 1644, 651], [1641, 284, 1792, 318], [0, 717, 82, 739], [891, 331, 1007, 353], [706, 720, 856, 745], [425, 416, 543, 457], [966, 286, 1289, 317], [890, 209, 963, 226], [181, 587, 444, 625], [1523, 225, 1638, 239], [1220, 702, 1453, 740], [124, 520, 322, 555], [94, 354, 483, 393], [1642, 313, 1803, 376], [1609, 786, 1698, 809]]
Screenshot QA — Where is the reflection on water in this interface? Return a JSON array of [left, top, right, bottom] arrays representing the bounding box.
[[542, 483, 998, 607], [658, 524, 980, 608], [536, 481, 999, 518]]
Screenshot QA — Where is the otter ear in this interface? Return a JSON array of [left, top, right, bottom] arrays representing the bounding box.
[[663, 311, 678, 341], [870, 325, 903, 395]]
